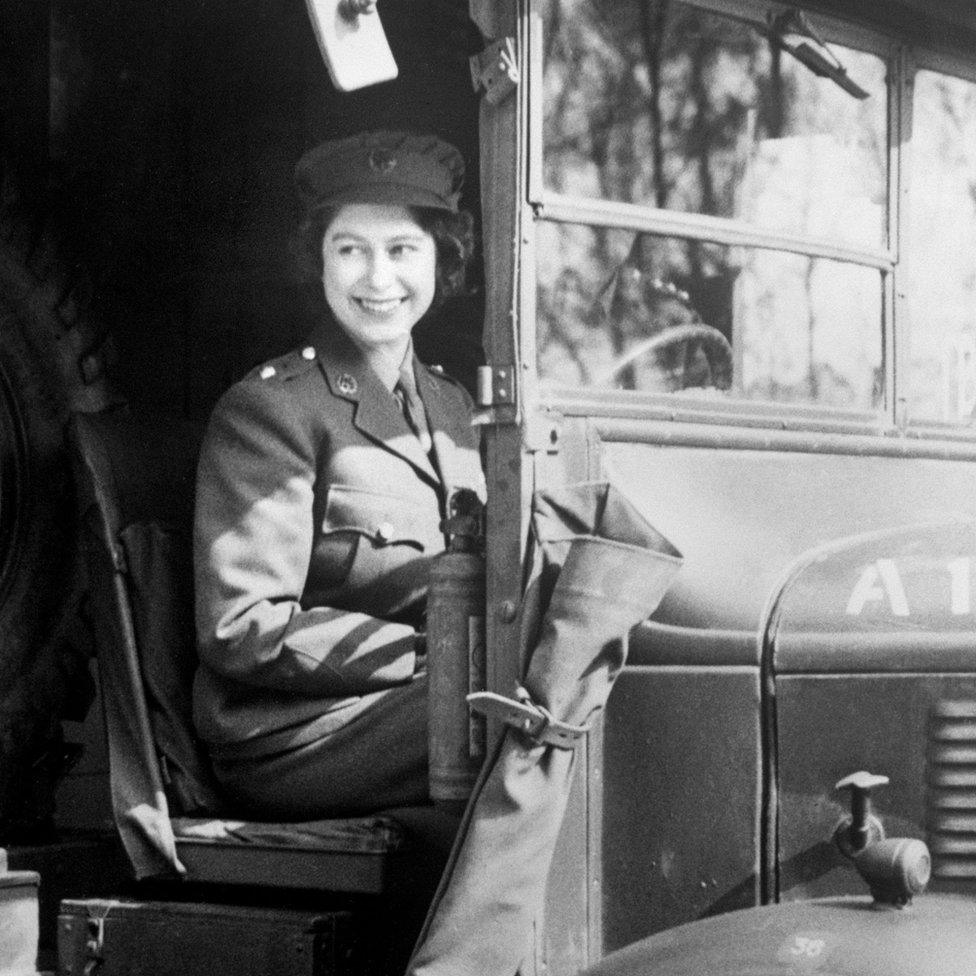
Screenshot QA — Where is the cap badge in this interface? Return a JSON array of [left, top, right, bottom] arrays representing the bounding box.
[[336, 372, 359, 396], [368, 148, 397, 175]]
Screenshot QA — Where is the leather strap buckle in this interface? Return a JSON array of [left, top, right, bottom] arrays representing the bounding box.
[[467, 688, 589, 750]]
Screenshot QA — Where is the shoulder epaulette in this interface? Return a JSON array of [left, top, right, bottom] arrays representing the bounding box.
[[422, 362, 465, 390], [253, 344, 320, 383]]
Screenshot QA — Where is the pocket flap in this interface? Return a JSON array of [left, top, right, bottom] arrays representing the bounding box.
[[323, 484, 437, 549]]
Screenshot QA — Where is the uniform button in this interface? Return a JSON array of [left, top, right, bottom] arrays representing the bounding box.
[[259, 365, 276, 380], [302, 346, 316, 360], [376, 522, 396, 543], [430, 364, 444, 373], [337, 373, 358, 395]]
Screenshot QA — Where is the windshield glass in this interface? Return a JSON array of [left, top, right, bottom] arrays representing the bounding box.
[[908, 68, 976, 426], [536, 222, 883, 403], [536, 0, 889, 410], [541, 0, 888, 247]]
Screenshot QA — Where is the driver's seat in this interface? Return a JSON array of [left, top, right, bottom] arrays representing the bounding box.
[[69, 407, 406, 893]]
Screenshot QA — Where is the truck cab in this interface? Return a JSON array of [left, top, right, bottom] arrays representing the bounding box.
[[3, 0, 976, 973], [483, 1, 976, 969]]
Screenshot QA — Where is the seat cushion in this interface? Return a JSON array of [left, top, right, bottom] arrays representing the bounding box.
[[72, 409, 420, 891], [172, 814, 403, 851]]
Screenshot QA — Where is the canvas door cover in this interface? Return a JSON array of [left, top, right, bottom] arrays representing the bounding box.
[[408, 481, 683, 976]]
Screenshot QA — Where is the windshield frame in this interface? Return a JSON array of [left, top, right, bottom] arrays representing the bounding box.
[[519, 0, 976, 450]]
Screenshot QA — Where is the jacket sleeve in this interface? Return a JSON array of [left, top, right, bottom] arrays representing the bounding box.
[[193, 376, 419, 695]]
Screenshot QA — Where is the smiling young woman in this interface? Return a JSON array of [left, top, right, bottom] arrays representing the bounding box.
[[191, 131, 485, 972], [319, 203, 438, 367]]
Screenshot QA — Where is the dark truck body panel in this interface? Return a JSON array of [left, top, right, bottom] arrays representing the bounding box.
[[540, 417, 976, 961]]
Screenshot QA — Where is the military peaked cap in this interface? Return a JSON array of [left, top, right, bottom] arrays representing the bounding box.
[[295, 130, 465, 212]]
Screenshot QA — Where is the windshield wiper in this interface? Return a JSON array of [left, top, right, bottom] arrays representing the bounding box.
[[762, 7, 869, 100]]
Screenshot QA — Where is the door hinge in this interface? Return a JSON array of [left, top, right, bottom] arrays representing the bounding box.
[[476, 364, 516, 407], [470, 37, 519, 105]]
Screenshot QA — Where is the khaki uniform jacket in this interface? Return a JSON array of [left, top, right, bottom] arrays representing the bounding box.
[[192, 322, 484, 759]]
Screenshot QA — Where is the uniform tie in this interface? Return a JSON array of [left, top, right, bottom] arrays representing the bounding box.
[[395, 362, 433, 454]]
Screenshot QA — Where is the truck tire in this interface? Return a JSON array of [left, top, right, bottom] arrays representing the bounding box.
[[0, 166, 116, 841]]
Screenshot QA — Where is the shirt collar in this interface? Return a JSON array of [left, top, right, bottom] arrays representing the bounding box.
[[367, 338, 414, 392]]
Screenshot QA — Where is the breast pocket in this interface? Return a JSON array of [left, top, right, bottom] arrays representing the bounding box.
[[311, 484, 443, 603]]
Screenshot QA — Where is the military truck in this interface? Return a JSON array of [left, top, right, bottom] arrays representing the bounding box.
[[4, 0, 976, 973]]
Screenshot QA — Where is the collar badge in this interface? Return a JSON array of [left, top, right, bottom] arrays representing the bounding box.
[[336, 372, 359, 396]]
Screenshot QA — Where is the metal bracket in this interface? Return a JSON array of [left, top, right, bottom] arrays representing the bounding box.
[[469, 37, 519, 105], [304, 0, 398, 92], [523, 408, 562, 454], [476, 364, 516, 407]]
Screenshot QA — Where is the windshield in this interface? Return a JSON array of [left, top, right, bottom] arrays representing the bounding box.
[[907, 69, 976, 426], [536, 0, 890, 411], [541, 0, 887, 242]]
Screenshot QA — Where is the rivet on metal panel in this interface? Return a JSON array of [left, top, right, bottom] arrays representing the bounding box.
[[475, 364, 517, 407], [497, 600, 518, 623]]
